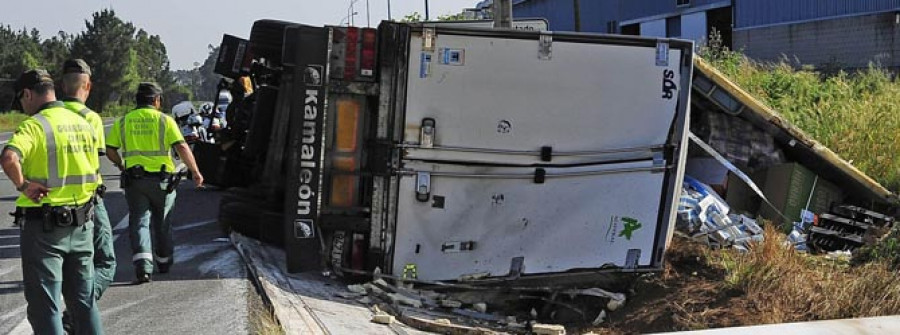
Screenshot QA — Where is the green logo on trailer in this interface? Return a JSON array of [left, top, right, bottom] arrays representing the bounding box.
[[619, 217, 642, 240]]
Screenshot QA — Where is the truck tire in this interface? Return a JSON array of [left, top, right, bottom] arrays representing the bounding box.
[[329, 230, 349, 276], [219, 200, 258, 236], [249, 19, 296, 67], [243, 86, 279, 157]]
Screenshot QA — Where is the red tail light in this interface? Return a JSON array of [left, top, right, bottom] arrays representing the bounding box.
[[360, 28, 377, 78], [344, 27, 359, 80]]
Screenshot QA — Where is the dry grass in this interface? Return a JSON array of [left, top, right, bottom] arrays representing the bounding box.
[[709, 225, 900, 324], [248, 290, 284, 335]]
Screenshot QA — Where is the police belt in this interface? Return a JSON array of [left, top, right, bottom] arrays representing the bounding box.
[[124, 166, 171, 179], [18, 201, 95, 227]]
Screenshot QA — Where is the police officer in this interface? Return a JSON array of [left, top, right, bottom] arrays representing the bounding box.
[[1, 69, 103, 334], [106, 83, 203, 283], [60, 59, 116, 301]]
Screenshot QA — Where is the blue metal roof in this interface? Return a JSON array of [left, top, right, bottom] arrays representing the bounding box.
[[509, 0, 900, 31]]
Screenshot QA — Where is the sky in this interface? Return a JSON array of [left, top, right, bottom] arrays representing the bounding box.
[[1, 0, 481, 70]]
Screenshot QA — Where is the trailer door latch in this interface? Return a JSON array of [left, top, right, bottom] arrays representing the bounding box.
[[420, 118, 435, 148], [538, 32, 553, 60], [416, 172, 431, 202], [656, 41, 669, 67], [423, 27, 436, 52]]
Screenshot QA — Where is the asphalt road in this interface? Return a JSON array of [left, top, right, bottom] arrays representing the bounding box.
[[0, 124, 251, 334]]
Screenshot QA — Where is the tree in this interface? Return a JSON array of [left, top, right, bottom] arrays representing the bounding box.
[[134, 29, 182, 107], [195, 45, 222, 101], [41, 31, 73, 80], [1, 10, 191, 113], [401, 12, 424, 23], [0, 26, 44, 111], [71, 9, 138, 112]]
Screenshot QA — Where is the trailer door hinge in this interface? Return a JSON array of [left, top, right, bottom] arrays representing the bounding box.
[[653, 152, 665, 168], [625, 249, 641, 269], [416, 172, 431, 202], [423, 27, 436, 52], [656, 41, 669, 67], [538, 32, 553, 60]]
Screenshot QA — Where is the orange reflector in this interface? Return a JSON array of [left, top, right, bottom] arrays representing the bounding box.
[[336, 99, 360, 152], [333, 156, 357, 171], [330, 175, 356, 207]]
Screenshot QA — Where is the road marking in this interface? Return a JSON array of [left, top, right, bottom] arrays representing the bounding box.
[[0, 245, 19, 250], [0, 266, 16, 277], [0, 235, 18, 239], [101, 296, 153, 316], [0, 304, 26, 324], [173, 219, 217, 232], [8, 317, 31, 335]]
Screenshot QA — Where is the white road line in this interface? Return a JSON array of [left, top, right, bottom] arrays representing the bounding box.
[[173, 219, 217, 232], [0, 304, 26, 324], [101, 296, 153, 316], [0, 245, 19, 250], [8, 317, 31, 335], [0, 266, 16, 277], [0, 235, 18, 239]]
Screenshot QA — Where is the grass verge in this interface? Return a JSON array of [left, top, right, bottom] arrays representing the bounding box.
[[248, 289, 284, 335], [0, 112, 29, 132], [701, 30, 900, 192], [598, 230, 900, 333], [708, 225, 900, 324]]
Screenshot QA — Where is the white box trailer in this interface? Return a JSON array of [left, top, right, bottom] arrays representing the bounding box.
[[263, 21, 693, 284]]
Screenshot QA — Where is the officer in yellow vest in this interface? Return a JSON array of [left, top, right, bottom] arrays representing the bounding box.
[[1, 69, 103, 334], [106, 82, 203, 283], [60, 59, 116, 301]]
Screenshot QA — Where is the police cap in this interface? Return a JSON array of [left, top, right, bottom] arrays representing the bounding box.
[[136, 82, 163, 98], [13, 69, 54, 95], [62, 59, 92, 76], [9, 69, 53, 111]]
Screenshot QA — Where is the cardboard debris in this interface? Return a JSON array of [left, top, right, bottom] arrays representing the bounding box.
[[679, 175, 765, 250], [441, 300, 463, 308], [532, 323, 566, 335], [372, 313, 396, 325]]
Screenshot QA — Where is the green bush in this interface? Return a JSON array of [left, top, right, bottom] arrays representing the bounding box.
[[701, 36, 900, 192], [100, 103, 135, 118]]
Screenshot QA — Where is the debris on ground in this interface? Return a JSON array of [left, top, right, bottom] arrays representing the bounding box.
[[336, 271, 633, 334], [678, 175, 765, 250], [809, 205, 895, 253]]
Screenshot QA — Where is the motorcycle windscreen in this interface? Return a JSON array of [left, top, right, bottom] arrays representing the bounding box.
[[391, 160, 667, 281]]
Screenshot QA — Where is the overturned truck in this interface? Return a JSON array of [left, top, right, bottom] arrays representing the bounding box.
[[212, 20, 694, 285]]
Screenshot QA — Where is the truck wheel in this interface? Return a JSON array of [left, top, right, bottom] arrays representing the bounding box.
[[219, 200, 258, 236], [329, 230, 349, 276], [258, 210, 285, 247], [243, 86, 279, 156], [249, 19, 296, 67]]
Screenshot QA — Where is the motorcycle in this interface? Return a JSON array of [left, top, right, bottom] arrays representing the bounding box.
[[172, 101, 207, 145]]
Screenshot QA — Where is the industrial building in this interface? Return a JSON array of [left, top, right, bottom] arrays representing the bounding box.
[[475, 0, 900, 69]]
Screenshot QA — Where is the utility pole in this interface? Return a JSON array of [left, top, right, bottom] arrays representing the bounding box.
[[366, 0, 371, 27], [425, 0, 430, 20], [493, 0, 513, 28], [387, 0, 392, 20], [573, 0, 581, 32]]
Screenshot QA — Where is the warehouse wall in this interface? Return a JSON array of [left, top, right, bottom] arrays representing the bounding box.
[[735, 12, 900, 69]]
